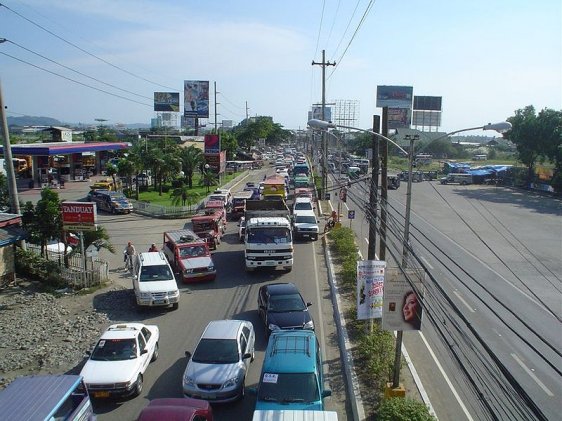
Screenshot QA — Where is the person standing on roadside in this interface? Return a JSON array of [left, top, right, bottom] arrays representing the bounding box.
[[124, 241, 136, 270], [148, 243, 158, 252]]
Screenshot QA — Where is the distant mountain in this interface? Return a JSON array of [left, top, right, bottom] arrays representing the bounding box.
[[7, 116, 63, 127], [7, 116, 150, 130]]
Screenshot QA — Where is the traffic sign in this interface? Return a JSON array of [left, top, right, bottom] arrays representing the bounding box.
[[348, 210, 355, 219]]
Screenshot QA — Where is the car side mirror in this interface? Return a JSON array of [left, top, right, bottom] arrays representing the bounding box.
[[85, 350, 91, 356], [185, 351, 192, 359], [141, 349, 148, 355], [243, 352, 252, 360], [322, 389, 332, 398], [306, 302, 312, 307]]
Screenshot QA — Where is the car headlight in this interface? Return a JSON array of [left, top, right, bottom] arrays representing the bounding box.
[[139, 292, 151, 299], [169, 290, 179, 296], [222, 375, 240, 389], [269, 323, 280, 331], [304, 320, 315, 330], [183, 375, 195, 388], [208, 265, 215, 271], [115, 380, 134, 389]]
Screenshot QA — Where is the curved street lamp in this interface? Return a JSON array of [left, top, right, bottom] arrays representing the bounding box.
[[308, 117, 513, 390]]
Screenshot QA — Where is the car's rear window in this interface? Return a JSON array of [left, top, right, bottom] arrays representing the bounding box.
[[258, 372, 319, 403]]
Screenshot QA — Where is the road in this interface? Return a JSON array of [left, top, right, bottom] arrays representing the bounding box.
[[330, 175, 562, 420], [86, 171, 351, 420]]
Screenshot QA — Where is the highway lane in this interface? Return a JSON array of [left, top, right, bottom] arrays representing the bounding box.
[[331, 175, 562, 420], [89, 173, 351, 420]]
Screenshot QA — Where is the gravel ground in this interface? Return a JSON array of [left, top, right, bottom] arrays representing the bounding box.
[[0, 281, 128, 389]]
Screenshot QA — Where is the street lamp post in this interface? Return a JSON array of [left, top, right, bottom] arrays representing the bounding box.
[[309, 118, 512, 392]]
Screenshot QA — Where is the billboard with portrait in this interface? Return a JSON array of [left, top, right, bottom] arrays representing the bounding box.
[[154, 92, 180, 112], [382, 267, 424, 331], [204, 134, 220, 154], [310, 106, 332, 122], [184, 80, 210, 118], [376, 85, 413, 108], [357, 260, 386, 320]]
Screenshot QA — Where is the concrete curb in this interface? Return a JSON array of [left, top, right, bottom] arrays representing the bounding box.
[[318, 200, 366, 421]]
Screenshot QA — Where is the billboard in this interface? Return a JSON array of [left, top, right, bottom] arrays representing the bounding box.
[[184, 80, 210, 118], [387, 107, 411, 129], [204, 134, 220, 154], [204, 151, 226, 174], [61, 201, 97, 232], [357, 260, 386, 320], [413, 96, 442, 111], [412, 110, 442, 127], [376, 85, 413, 108], [154, 92, 180, 112], [309, 106, 332, 122], [382, 268, 424, 331]]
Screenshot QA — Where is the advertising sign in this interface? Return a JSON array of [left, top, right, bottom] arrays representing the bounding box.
[[204, 134, 220, 154], [310, 106, 332, 122], [413, 96, 442, 111], [376, 85, 413, 108], [61, 201, 97, 232], [387, 107, 411, 129], [412, 110, 442, 127], [382, 267, 424, 331], [357, 260, 386, 320], [154, 92, 180, 112], [204, 151, 226, 174], [184, 80, 210, 118]]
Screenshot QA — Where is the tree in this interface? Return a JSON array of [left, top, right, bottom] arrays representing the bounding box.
[[179, 146, 204, 188], [506, 105, 555, 183], [220, 132, 238, 159], [105, 163, 118, 190], [0, 173, 10, 211], [33, 189, 63, 257], [116, 158, 135, 196], [170, 183, 198, 207], [200, 169, 218, 193]]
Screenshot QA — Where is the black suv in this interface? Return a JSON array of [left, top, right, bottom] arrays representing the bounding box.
[[258, 283, 314, 337]]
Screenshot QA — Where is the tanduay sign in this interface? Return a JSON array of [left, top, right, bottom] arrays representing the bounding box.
[[61, 201, 98, 231]]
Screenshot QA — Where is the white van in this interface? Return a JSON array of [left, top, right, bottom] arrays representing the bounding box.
[[133, 252, 180, 310], [253, 410, 338, 421], [439, 173, 473, 185]]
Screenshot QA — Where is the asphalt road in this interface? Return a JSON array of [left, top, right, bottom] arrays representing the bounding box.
[[330, 175, 561, 420], [83, 171, 351, 421]]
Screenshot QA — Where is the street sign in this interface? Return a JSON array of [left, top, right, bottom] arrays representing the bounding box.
[[348, 210, 355, 219]]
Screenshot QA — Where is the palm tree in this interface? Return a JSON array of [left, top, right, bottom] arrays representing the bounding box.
[[179, 146, 204, 188], [200, 168, 218, 193], [170, 183, 198, 207], [116, 159, 135, 196], [105, 163, 118, 190]]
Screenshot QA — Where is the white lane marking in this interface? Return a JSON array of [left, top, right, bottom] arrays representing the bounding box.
[[365, 237, 369, 244], [420, 256, 434, 270], [453, 290, 475, 313], [419, 331, 474, 420], [511, 353, 554, 396], [396, 332, 437, 419]]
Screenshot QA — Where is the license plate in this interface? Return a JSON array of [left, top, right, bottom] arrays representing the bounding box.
[[266, 261, 276, 266], [153, 300, 167, 305], [93, 391, 110, 398]]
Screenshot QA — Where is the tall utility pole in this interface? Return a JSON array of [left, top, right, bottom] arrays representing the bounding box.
[[0, 79, 21, 215], [312, 50, 335, 200], [214, 81, 219, 132], [367, 115, 381, 260], [245, 101, 249, 121], [378, 107, 389, 261]]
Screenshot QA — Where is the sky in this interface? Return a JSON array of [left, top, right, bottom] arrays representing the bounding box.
[[0, 0, 560, 135]]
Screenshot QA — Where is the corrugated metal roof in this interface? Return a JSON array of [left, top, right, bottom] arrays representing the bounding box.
[[0, 225, 27, 246], [0, 375, 83, 420]]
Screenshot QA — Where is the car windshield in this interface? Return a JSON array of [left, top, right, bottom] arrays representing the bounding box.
[[192, 339, 239, 364], [91, 338, 137, 361], [139, 264, 173, 282], [268, 293, 306, 312], [258, 372, 319, 403], [295, 216, 317, 224], [294, 202, 313, 211], [247, 227, 291, 244], [192, 221, 213, 231], [179, 246, 206, 258]]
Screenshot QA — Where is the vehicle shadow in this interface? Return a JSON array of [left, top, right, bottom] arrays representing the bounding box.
[[92, 288, 173, 322]]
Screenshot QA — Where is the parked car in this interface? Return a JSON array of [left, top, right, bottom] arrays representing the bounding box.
[[80, 323, 159, 399], [258, 283, 314, 337], [182, 320, 255, 403], [137, 397, 213, 421]]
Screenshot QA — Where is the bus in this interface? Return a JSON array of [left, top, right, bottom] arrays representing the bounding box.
[[0, 375, 95, 421]]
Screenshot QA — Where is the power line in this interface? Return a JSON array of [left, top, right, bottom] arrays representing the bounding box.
[[4, 39, 152, 101], [0, 2, 177, 91], [0, 51, 152, 108]]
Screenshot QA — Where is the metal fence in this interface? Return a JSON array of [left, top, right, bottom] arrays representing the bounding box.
[[26, 244, 109, 289], [131, 200, 199, 219]]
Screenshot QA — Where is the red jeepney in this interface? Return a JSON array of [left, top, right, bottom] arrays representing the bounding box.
[[231, 190, 254, 220], [191, 211, 223, 250], [204, 200, 227, 232]]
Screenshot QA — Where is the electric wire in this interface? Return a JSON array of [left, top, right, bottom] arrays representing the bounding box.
[[0, 2, 177, 91], [4, 39, 153, 101], [313, 0, 326, 59], [0, 51, 152, 108]]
